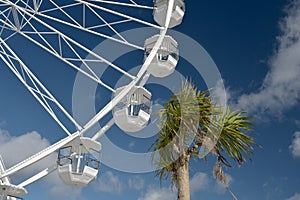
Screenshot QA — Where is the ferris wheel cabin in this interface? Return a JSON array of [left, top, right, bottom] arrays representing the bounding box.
[[144, 34, 179, 78], [113, 86, 152, 132], [153, 0, 185, 28], [57, 137, 101, 187]]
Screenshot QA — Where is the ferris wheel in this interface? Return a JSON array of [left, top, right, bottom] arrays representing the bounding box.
[[0, 0, 185, 199]]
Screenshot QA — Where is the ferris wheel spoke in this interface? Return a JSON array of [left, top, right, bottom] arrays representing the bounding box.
[[87, 18, 131, 30], [0, 8, 16, 30], [129, 0, 137, 5], [0, 6, 13, 24], [0, 3, 9, 7], [19, 13, 58, 53], [77, 0, 162, 30], [23, 69, 56, 115], [32, 0, 38, 11], [86, 4, 127, 42], [0, 55, 72, 136], [0, 39, 83, 134], [0, 27, 18, 44], [87, 0, 154, 10], [48, 0, 81, 27], [39, 2, 82, 14], [19, 0, 33, 15]]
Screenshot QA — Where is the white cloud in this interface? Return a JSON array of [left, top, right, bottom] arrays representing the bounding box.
[[190, 172, 210, 193], [128, 176, 145, 190], [286, 193, 300, 200], [0, 130, 54, 178], [45, 173, 84, 200], [93, 171, 124, 194], [289, 132, 300, 158], [136, 172, 233, 200], [211, 79, 229, 109], [234, 0, 300, 117], [214, 173, 233, 194], [189, 171, 234, 195], [138, 187, 176, 200]]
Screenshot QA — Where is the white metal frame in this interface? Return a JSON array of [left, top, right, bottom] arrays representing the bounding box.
[[0, 0, 176, 196]]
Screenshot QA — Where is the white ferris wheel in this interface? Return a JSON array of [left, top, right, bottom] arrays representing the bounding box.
[[0, 0, 185, 199]]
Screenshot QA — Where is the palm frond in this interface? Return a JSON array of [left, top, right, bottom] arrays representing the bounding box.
[[214, 108, 257, 166]]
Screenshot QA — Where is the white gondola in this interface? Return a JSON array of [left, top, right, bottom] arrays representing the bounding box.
[[144, 34, 179, 78], [153, 0, 185, 28], [113, 86, 152, 132], [57, 137, 101, 187]]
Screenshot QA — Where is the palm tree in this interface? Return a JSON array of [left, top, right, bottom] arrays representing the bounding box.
[[150, 81, 257, 200]]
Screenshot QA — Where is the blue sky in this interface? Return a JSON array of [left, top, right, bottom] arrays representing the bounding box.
[[1, 0, 300, 200]]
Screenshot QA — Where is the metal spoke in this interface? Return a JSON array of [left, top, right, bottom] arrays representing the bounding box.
[[87, 18, 131, 30], [87, 0, 154, 10], [0, 40, 78, 135], [86, 4, 127, 42], [48, 0, 81, 27], [40, 2, 82, 14], [129, 0, 138, 5], [77, 0, 161, 30]]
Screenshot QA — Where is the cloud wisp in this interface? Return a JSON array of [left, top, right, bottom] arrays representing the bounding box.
[[138, 187, 177, 200], [289, 131, 300, 158], [233, 0, 300, 118], [190, 172, 210, 194], [128, 176, 145, 190], [286, 193, 300, 200], [93, 171, 147, 195], [93, 171, 124, 194], [0, 130, 54, 179]]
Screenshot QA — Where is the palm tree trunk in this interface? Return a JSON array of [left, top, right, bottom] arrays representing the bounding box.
[[176, 157, 190, 200]]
